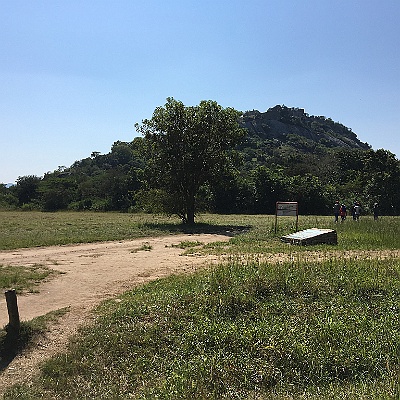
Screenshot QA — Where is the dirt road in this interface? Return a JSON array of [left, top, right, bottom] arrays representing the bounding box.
[[0, 233, 230, 394]]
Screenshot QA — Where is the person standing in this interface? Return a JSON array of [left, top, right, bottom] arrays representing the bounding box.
[[353, 202, 361, 221], [373, 202, 379, 220], [351, 203, 357, 220], [340, 203, 347, 222], [333, 200, 340, 223]]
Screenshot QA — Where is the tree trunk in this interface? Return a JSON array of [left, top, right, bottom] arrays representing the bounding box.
[[186, 209, 195, 225], [185, 194, 195, 225]]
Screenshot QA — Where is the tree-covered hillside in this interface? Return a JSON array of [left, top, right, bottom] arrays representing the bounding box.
[[1, 104, 399, 218]]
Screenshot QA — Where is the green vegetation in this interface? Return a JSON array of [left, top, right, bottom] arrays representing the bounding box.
[[172, 240, 204, 249], [1, 211, 400, 253], [1, 212, 399, 253], [136, 98, 246, 224], [1, 213, 399, 398], [131, 242, 153, 253], [0, 211, 187, 250], [0, 264, 57, 294], [1, 104, 399, 218], [5, 258, 399, 398]]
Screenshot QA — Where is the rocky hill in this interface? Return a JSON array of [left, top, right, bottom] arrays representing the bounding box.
[[240, 105, 370, 151]]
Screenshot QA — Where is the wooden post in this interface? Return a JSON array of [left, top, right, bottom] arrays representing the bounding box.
[[5, 289, 20, 335]]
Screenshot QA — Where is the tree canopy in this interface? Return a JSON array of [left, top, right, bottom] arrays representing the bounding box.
[[135, 98, 246, 223]]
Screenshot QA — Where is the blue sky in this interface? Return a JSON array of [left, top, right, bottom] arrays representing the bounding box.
[[1, 0, 399, 184]]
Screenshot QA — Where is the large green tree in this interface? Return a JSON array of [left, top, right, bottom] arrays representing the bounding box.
[[135, 98, 246, 224], [14, 175, 41, 206]]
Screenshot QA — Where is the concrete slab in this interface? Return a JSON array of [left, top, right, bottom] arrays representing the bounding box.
[[281, 228, 337, 245]]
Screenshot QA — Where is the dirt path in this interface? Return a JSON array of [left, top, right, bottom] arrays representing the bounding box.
[[0, 233, 230, 395]]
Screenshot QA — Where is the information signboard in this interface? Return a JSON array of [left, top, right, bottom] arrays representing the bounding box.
[[275, 201, 298, 232], [276, 202, 298, 216]]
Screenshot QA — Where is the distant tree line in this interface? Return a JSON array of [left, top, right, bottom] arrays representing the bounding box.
[[1, 100, 399, 219]]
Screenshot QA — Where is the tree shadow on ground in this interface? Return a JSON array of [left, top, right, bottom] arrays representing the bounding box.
[[0, 326, 20, 370], [0, 323, 38, 371], [142, 222, 252, 237]]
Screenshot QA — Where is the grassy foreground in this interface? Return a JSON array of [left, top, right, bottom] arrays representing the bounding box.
[[1, 212, 400, 398]]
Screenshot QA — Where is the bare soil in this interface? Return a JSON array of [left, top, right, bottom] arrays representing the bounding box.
[[0, 233, 230, 395]]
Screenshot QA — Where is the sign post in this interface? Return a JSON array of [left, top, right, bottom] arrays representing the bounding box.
[[275, 201, 298, 233]]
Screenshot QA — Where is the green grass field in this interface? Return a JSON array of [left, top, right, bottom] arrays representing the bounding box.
[[0, 211, 189, 250], [1, 212, 399, 399], [1, 211, 399, 251]]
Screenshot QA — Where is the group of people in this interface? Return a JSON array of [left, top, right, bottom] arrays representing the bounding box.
[[333, 200, 377, 222]]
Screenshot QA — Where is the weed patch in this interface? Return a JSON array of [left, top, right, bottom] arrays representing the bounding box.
[[130, 242, 153, 253], [0, 264, 58, 293], [171, 240, 203, 249]]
